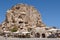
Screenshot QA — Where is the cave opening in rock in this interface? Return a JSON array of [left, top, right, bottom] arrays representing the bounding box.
[[16, 6, 20, 10], [35, 33, 40, 38], [42, 33, 45, 38], [19, 21, 23, 24]]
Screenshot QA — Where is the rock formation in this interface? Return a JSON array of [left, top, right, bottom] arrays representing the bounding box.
[[0, 4, 60, 38], [2, 4, 46, 31]]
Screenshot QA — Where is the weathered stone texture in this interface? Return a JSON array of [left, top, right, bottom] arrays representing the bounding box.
[[0, 4, 60, 38], [3, 4, 45, 30], [0, 4, 47, 38]]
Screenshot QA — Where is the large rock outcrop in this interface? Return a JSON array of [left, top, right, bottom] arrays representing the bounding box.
[[0, 4, 60, 38], [2, 4, 45, 31]]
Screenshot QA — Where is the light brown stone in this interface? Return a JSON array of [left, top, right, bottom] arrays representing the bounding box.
[[0, 4, 47, 38]]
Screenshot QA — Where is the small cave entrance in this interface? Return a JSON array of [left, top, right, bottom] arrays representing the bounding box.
[[35, 33, 40, 38], [12, 20, 15, 23], [16, 6, 20, 10], [26, 33, 30, 38], [28, 28, 32, 32], [25, 22, 28, 24], [18, 16, 22, 18], [42, 33, 45, 38], [19, 21, 23, 24]]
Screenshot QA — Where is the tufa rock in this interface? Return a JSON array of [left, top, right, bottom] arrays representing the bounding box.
[[2, 4, 46, 31], [0, 4, 59, 38]]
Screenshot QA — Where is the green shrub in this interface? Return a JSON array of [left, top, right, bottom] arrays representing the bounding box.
[[10, 26, 18, 32]]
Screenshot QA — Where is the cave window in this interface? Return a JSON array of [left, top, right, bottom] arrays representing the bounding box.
[[25, 22, 28, 24], [28, 28, 32, 32], [22, 34, 26, 38], [31, 32, 33, 35], [12, 11, 14, 13], [26, 33, 30, 38], [19, 21, 23, 24], [12, 20, 15, 23], [18, 26, 20, 28], [45, 28, 49, 30], [20, 28, 23, 30], [35, 33, 40, 38], [18, 16, 22, 18], [42, 33, 45, 38], [7, 21, 9, 23], [16, 7, 20, 10], [2, 27, 5, 29]]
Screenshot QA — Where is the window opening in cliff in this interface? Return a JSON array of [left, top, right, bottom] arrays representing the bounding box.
[[20, 28, 23, 30], [6, 18, 9, 23], [18, 16, 22, 18], [25, 22, 28, 24], [28, 28, 32, 32], [19, 21, 23, 24], [18, 26, 20, 28], [26, 33, 30, 38], [7, 21, 9, 23], [2, 27, 5, 29], [35, 33, 40, 38], [16, 7, 20, 10], [45, 28, 49, 30], [42, 33, 45, 38], [12, 20, 15, 23], [31, 32, 34, 35], [20, 34, 26, 38]]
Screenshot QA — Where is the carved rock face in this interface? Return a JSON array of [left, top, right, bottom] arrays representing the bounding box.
[[5, 4, 45, 28], [0, 4, 59, 38], [1, 4, 46, 33]]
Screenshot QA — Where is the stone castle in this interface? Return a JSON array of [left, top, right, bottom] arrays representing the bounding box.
[[0, 4, 60, 38]]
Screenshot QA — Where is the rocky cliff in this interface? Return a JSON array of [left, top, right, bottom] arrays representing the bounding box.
[[1, 4, 45, 31], [0, 4, 60, 38]]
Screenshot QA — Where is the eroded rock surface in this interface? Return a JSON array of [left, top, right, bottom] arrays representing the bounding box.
[[0, 4, 48, 38], [2, 4, 45, 31]]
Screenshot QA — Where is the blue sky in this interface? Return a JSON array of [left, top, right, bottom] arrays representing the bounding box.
[[0, 0, 60, 28]]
